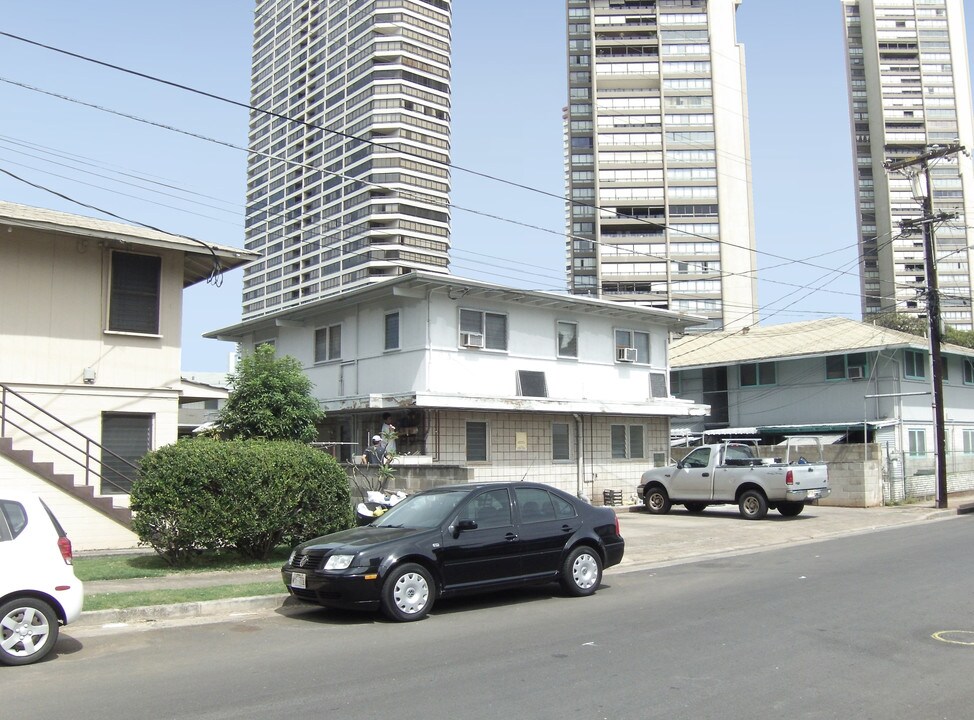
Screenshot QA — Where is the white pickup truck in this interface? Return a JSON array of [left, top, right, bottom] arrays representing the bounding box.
[[637, 439, 830, 520]]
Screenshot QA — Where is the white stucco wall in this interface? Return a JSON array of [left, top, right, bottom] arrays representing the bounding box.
[[0, 455, 138, 551], [265, 286, 678, 408]]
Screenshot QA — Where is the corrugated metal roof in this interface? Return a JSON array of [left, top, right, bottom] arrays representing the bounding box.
[[0, 200, 257, 286], [669, 317, 974, 368]]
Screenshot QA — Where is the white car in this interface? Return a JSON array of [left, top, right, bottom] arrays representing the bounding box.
[[0, 492, 84, 666]]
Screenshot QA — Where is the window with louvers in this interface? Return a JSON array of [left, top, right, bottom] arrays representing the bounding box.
[[108, 252, 161, 334]]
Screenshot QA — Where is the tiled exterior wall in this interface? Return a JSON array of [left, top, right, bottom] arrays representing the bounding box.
[[430, 410, 668, 501]]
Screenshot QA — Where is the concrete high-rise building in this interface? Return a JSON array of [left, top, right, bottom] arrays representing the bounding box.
[[564, 0, 758, 332], [243, 0, 452, 319], [842, 0, 974, 328]]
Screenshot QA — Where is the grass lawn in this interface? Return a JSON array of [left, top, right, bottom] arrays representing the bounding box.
[[84, 582, 286, 611], [74, 547, 291, 582]]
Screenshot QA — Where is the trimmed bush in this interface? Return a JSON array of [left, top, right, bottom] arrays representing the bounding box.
[[131, 438, 354, 566]]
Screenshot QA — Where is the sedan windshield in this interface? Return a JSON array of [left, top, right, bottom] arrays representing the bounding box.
[[372, 489, 470, 529]]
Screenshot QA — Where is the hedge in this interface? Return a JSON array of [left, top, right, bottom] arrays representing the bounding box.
[[131, 438, 354, 566]]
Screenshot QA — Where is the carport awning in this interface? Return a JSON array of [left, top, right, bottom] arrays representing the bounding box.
[[758, 421, 896, 434], [775, 433, 845, 446]]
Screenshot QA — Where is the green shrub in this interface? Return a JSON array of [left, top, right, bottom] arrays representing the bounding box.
[[132, 438, 354, 566]]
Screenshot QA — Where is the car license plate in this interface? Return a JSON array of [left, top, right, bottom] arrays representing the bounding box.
[[290, 571, 306, 589]]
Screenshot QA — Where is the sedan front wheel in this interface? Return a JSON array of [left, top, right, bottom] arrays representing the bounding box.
[[381, 563, 434, 622]]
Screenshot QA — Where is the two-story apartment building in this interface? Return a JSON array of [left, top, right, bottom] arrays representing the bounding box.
[[209, 272, 708, 501], [0, 201, 255, 550], [669, 317, 974, 502]]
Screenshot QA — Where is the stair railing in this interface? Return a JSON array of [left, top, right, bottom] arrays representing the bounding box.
[[0, 383, 138, 493]]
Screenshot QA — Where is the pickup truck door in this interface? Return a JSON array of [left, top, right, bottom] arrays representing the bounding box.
[[670, 446, 715, 500]]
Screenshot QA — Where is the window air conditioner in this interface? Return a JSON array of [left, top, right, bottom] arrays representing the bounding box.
[[461, 332, 484, 348], [847, 366, 865, 380], [617, 347, 637, 363]]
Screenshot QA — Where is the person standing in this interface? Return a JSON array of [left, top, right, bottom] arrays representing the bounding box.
[[380, 413, 397, 456]]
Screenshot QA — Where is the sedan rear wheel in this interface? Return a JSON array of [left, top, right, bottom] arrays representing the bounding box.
[[381, 563, 434, 622], [560, 546, 603, 597], [0, 597, 59, 666]]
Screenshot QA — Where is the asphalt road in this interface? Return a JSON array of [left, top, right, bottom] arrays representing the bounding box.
[[15, 516, 974, 720]]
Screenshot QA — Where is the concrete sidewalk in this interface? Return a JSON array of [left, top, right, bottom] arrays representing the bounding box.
[[73, 496, 973, 629]]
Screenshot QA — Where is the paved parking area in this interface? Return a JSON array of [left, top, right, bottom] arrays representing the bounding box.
[[612, 501, 958, 572]]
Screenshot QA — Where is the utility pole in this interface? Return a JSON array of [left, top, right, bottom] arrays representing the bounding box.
[[884, 144, 964, 509]]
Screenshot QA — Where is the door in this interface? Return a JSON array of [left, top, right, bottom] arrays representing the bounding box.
[[438, 487, 521, 591], [670, 446, 714, 500], [514, 487, 581, 579]]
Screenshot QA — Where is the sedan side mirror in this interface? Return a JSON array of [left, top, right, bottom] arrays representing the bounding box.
[[452, 519, 477, 537]]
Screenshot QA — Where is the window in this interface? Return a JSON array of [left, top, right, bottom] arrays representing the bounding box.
[[314, 324, 341, 362], [101, 413, 152, 494], [670, 370, 682, 396], [681, 447, 711, 468], [384, 311, 400, 351], [108, 251, 161, 334], [552, 422, 571, 461], [740, 362, 776, 387], [460, 309, 508, 351], [466, 421, 488, 462], [615, 329, 651, 364], [904, 350, 927, 380], [963, 429, 974, 454], [515, 487, 576, 523], [611, 424, 644, 459], [964, 358, 974, 385], [826, 353, 869, 380], [908, 428, 926, 456], [459, 487, 511, 529], [557, 321, 578, 358], [516, 370, 547, 397], [0, 500, 27, 541]]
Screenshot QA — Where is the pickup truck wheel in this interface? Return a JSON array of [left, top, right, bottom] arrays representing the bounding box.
[[684, 502, 707, 513], [738, 490, 768, 520], [644, 487, 671, 515], [778, 502, 804, 517]]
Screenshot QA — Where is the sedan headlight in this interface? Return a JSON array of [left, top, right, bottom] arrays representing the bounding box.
[[324, 554, 355, 570]]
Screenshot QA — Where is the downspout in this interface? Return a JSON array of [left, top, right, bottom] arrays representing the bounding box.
[[574, 413, 584, 500], [425, 287, 434, 393]]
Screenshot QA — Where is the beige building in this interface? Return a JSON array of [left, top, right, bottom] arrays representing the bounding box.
[[0, 201, 255, 550], [564, 0, 758, 332]]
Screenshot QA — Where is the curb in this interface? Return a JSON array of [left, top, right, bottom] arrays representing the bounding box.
[[74, 594, 289, 628]]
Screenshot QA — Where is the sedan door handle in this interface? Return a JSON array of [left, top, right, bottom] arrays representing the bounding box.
[[701, 472, 709, 477], [505, 533, 518, 541], [561, 525, 573, 533]]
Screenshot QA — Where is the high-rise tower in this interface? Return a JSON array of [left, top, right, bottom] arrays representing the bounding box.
[[564, 0, 758, 332], [243, 0, 452, 319], [842, 0, 974, 328]]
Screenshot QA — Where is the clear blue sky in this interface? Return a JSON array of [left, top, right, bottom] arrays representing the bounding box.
[[1, 1, 972, 371]]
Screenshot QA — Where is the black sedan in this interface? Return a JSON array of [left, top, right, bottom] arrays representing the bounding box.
[[282, 482, 625, 621]]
